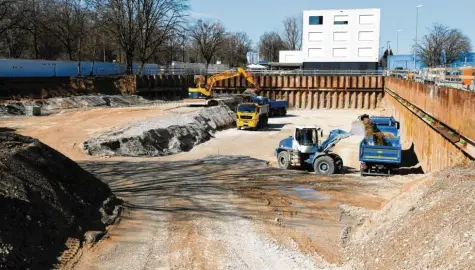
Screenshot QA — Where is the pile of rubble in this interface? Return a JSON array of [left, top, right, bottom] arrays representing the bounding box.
[[0, 95, 158, 116], [83, 105, 236, 157], [344, 161, 475, 269], [0, 132, 121, 268]]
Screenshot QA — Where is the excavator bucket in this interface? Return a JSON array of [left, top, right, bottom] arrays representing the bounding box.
[[349, 120, 366, 136]]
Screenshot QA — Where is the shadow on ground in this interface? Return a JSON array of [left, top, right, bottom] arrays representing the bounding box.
[[79, 156, 390, 222], [0, 127, 16, 132], [398, 143, 424, 175]]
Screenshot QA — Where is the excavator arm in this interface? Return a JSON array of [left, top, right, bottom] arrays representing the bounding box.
[[189, 67, 260, 98]]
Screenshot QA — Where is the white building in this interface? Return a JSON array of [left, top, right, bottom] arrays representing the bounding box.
[[279, 8, 381, 70]]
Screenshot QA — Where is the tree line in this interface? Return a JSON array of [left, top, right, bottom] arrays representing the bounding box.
[[0, 0, 301, 72], [1, 1, 470, 71], [0, 0, 252, 72]]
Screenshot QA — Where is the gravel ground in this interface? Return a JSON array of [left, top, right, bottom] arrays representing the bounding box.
[[74, 156, 352, 270], [344, 161, 475, 270]]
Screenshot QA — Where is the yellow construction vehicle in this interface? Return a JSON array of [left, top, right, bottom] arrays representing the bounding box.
[[184, 67, 261, 106], [236, 102, 269, 130]]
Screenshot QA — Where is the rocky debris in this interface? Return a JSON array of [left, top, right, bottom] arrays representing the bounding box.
[[0, 94, 158, 116], [344, 161, 475, 269], [84, 231, 105, 245], [83, 105, 236, 157], [0, 132, 121, 268]]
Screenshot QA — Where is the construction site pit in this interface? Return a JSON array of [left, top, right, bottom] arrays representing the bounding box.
[[1, 99, 473, 270]]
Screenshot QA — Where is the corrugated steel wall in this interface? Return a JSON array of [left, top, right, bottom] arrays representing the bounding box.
[[135, 74, 193, 100], [384, 92, 471, 173], [214, 75, 384, 109], [386, 77, 475, 143]]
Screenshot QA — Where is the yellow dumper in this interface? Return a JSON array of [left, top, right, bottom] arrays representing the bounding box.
[[236, 102, 269, 130]]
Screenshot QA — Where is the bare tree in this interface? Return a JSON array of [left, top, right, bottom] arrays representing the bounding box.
[[136, 0, 187, 72], [415, 23, 472, 67], [0, 0, 25, 36], [189, 19, 225, 69], [218, 32, 251, 67], [42, 0, 90, 60], [258, 32, 285, 62], [96, 0, 188, 73], [282, 16, 301, 50]]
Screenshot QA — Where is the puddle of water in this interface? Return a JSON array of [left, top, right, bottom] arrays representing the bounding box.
[[279, 186, 331, 202]]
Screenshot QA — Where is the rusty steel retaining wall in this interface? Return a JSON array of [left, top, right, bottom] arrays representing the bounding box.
[[214, 75, 384, 90], [215, 88, 384, 110], [214, 75, 385, 109], [135, 74, 194, 100], [385, 78, 474, 173], [386, 77, 475, 143], [384, 92, 471, 173]]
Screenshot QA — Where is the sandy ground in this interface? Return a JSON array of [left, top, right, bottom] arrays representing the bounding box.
[[0, 106, 417, 269]]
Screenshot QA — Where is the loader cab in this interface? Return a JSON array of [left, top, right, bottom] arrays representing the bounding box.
[[293, 127, 323, 154]]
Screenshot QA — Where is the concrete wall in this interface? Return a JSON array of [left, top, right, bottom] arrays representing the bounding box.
[[279, 51, 304, 63]]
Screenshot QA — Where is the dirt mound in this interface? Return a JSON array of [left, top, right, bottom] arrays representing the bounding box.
[[0, 132, 121, 268], [0, 95, 156, 116], [344, 162, 475, 269], [83, 105, 236, 157]]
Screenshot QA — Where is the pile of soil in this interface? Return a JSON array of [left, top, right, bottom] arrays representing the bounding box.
[[344, 161, 475, 269], [0, 132, 121, 268], [362, 118, 396, 146], [0, 95, 156, 116], [83, 105, 236, 157]]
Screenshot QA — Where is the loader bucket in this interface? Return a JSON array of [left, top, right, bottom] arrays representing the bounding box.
[[349, 120, 366, 136]]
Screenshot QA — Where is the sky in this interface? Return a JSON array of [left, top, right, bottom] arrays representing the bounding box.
[[189, 0, 475, 55]]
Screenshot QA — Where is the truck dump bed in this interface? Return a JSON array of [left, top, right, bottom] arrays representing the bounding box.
[[359, 138, 402, 164], [359, 117, 402, 165]]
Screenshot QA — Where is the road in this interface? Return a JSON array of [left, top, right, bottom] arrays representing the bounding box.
[[1, 107, 413, 269]]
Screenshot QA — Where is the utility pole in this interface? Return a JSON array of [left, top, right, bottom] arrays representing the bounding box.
[[397, 30, 402, 54], [414, 5, 423, 69]]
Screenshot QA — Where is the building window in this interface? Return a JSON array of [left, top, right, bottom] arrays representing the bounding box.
[[358, 31, 374, 41], [334, 15, 349, 25], [333, 32, 349, 41], [308, 48, 324, 58], [309, 16, 323, 25], [308, 32, 324, 42], [359, 15, 374, 25], [358, 47, 373, 57], [333, 48, 348, 58]]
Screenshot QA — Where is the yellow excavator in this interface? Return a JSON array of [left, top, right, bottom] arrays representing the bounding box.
[[184, 67, 261, 107]]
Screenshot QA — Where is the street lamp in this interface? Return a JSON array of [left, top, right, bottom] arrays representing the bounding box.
[[414, 4, 423, 69], [397, 30, 402, 54]]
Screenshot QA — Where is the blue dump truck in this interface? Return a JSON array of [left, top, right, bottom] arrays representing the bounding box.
[[359, 116, 402, 176], [250, 96, 289, 117]]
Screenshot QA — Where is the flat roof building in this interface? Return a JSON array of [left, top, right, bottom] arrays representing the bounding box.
[[280, 8, 381, 70]]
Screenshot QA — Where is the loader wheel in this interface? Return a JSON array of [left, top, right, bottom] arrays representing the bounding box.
[[277, 151, 291, 170], [313, 155, 335, 176], [333, 155, 344, 173], [237, 126, 241, 130]]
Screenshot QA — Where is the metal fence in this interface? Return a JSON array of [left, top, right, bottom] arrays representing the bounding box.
[[388, 68, 475, 91]]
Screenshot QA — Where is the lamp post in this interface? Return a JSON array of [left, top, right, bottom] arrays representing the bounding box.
[[414, 4, 423, 69], [397, 30, 402, 54]]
